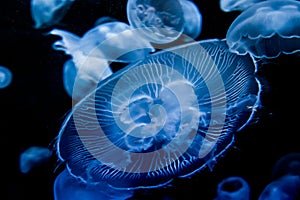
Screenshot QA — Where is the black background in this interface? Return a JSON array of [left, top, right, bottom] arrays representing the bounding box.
[[2, 0, 299, 199]]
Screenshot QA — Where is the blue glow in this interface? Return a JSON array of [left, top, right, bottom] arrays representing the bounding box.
[[220, 0, 263, 12], [215, 176, 251, 200], [126, 0, 185, 44], [0, 66, 12, 89], [30, 0, 74, 29], [55, 39, 261, 189], [19, 146, 52, 174], [54, 169, 134, 200], [226, 0, 300, 58], [258, 175, 300, 200]]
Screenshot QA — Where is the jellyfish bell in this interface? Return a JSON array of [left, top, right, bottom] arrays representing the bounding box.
[[126, 0, 185, 44], [271, 153, 300, 179], [55, 38, 261, 189], [219, 0, 264, 12], [226, 0, 300, 59], [30, 0, 74, 29], [0, 66, 12, 89]]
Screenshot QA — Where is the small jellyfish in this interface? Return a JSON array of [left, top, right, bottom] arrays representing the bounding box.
[[226, 0, 300, 59], [30, 0, 75, 29], [179, 0, 202, 40], [94, 16, 118, 27], [55, 39, 261, 189], [54, 169, 134, 200], [220, 0, 264, 12], [214, 176, 251, 200], [258, 175, 300, 200], [271, 153, 300, 179], [19, 146, 52, 174], [126, 0, 185, 44], [0, 66, 12, 89]]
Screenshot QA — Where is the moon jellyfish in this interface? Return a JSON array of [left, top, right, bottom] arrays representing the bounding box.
[[226, 0, 300, 59], [54, 169, 134, 200], [215, 177, 251, 200], [55, 39, 261, 189], [30, 0, 75, 29], [220, 0, 264, 12], [258, 175, 300, 200], [0, 66, 12, 89], [19, 146, 52, 174], [179, 0, 202, 40], [126, 0, 185, 44]]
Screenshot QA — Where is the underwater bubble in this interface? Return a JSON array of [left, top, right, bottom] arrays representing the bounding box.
[[215, 176, 251, 200], [54, 169, 134, 200], [226, 0, 300, 59], [126, 0, 185, 44], [220, 0, 264, 12], [19, 146, 52, 174], [30, 0, 74, 29], [55, 38, 261, 189], [0, 66, 12, 89]]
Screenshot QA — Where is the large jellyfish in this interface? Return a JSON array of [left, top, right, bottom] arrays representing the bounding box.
[[214, 176, 251, 200], [54, 38, 261, 190], [0, 66, 12, 89], [126, 0, 185, 44], [220, 0, 264, 12], [30, 0, 75, 29], [226, 0, 300, 59]]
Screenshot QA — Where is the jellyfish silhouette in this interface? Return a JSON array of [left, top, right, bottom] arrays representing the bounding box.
[[55, 38, 261, 189], [126, 0, 185, 44], [30, 0, 74, 29], [271, 153, 300, 179], [54, 169, 134, 200], [226, 0, 300, 59], [214, 176, 251, 200], [220, 0, 264, 12], [0, 66, 12, 89]]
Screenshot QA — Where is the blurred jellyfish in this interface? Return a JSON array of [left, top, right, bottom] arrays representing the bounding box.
[[0, 66, 12, 89], [30, 0, 75, 29], [215, 176, 251, 200], [19, 146, 52, 174], [220, 0, 264, 12], [226, 0, 300, 59], [54, 169, 134, 200], [179, 0, 202, 40], [258, 175, 300, 200], [55, 39, 261, 189], [271, 153, 300, 179], [126, 0, 185, 44], [94, 16, 118, 27]]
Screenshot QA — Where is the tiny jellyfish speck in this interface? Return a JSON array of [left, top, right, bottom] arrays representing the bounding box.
[[19, 146, 52, 174], [0, 66, 12, 89], [215, 176, 251, 200], [54, 169, 134, 200], [126, 0, 185, 44], [220, 0, 263, 12], [226, 0, 300, 59], [55, 39, 261, 189], [30, 0, 75, 29]]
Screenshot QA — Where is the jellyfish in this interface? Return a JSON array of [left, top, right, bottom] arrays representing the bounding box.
[[19, 146, 52, 174], [226, 0, 300, 59], [54, 169, 134, 200], [179, 0, 202, 40], [30, 0, 75, 29], [220, 0, 264, 12], [55, 38, 261, 190], [126, 0, 185, 44], [214, 176, 251, 200], [271, 153, 300, 179], [0, 66, 12, 89], [258, 175, 300, 200]]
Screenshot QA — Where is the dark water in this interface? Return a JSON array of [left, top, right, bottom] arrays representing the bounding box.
[[2, 0, 299, 199]]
